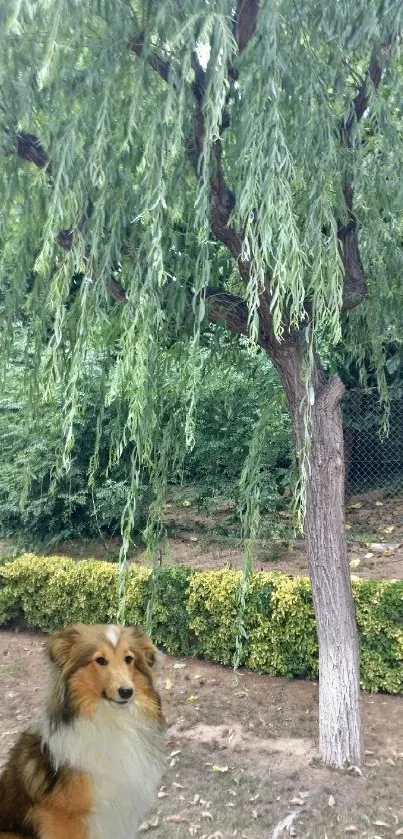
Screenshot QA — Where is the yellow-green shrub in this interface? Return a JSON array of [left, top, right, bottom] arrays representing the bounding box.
[[1, 555, 403, 693], [353, 579, 403, 693], [0, 555, 193, 655], [186, 571, 318, 677], [0, 555, 118, 630]]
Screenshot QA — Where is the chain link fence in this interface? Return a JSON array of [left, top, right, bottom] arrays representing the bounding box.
[[343, 387, 403, 497]]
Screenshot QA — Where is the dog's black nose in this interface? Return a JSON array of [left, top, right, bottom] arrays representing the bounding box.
[[118, 687, 133, 700]]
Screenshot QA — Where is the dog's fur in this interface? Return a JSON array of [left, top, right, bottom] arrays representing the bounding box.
[[0, 623, 166, 839]]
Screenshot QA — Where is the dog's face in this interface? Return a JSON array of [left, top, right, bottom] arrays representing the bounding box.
[[47, 623, 163, 723]]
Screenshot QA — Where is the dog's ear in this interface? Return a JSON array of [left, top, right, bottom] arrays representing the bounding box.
[[47, 624, 83, 667], [130, 627, 162, 669]]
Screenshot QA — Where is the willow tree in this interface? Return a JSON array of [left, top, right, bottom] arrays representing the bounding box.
[[1, 0, 403, 768]]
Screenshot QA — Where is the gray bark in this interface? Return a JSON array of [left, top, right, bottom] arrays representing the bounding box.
[[273, 338, 364, 768]]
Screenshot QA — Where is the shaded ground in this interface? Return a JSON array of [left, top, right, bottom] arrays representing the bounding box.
[[21, 488, 403, 581], [1, 630, 403, 837]]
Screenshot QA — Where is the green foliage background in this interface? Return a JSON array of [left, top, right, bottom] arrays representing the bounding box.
[[0, 330, 292, 546], [0, 0, 402, 562]]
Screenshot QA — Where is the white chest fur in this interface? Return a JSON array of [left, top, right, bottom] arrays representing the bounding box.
[[41, 704, 165, 839]]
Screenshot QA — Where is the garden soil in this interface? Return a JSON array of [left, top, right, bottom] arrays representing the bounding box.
[[1, 630, 402, 838], [47, 489, 403, 581]]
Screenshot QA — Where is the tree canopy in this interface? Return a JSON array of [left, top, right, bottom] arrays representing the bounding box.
[[0, 0, 402, 559], [2, 0, 403, 768]]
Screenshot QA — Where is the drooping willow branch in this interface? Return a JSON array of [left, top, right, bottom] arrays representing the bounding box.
[[129, 11, 394, 318], [338, 43, 391, 308], [11, 11, 397, 333]]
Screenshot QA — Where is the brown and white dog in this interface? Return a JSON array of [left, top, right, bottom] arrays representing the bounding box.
[[0, 623, 166, 839]]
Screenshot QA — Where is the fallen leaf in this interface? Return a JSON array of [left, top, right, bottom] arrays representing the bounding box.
[[349, 558, 361, 568], [345, 523, 352, 530], [373, 821, 391, 828], [395, 828, 403, 835], [173, 662, 187, 669], [383, 526, 395, 534], [272, 813, 297, 839], [364, 552, 374, 559], [212, 765, 229, 773], [201, 812, 213, 820], [172, 782, 184, 789], [165, 678, 172, 690], [290, 796, 305, 806], [189, 536, 198, 542], [375, 501, 384, 506], [170, 749, 181, 758], [158, 790, 168, 798], [166, 814, 189, 823], [349, 502, 363, 509], [139, 817, 159, 831], [188, 826, 200, 836], [348, 765, 363, 776], [187, 694, 199, 702], [328, 795, 335, 807]]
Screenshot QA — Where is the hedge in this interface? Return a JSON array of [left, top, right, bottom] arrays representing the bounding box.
[[1, 554, 403, 693]]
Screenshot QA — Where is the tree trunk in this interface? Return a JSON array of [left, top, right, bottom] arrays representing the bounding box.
[[272, 337, 364, 768]]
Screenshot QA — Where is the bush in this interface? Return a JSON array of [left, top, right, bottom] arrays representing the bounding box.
[[183, 357, 292, 503], [0, 387, 150, 547], [187, 570, 318, 677], [1, 555, 403, 693], [0, 334, 293, 547]]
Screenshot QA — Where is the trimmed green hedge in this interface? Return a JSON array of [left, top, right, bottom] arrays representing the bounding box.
[[1, 555, 402, 693]]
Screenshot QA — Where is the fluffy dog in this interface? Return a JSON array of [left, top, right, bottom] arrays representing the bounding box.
[[0, 623, 166, 839]]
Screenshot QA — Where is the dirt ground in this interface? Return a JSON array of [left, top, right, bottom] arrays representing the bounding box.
[[1, 630, 402, 838], [43, 488, 403, 581]]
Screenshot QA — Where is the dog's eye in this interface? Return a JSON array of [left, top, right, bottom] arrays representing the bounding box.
[[95, 656, 108, 666], [124, 655, 134, 665]]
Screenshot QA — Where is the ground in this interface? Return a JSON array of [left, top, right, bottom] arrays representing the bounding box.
[[35, 488, 403, 581], [1, 630, 403, 838]]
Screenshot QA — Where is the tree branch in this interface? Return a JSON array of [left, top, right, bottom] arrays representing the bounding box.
[[128, 32, 171, 83], [204, 286, 247, 333], [317, 373, 345, 412], [16, 132, 50, 170], [344, 47, 383, 140], [106, 278, 128, 303], [8, 127, 254, 336], [234, 0, 260, 53], [338, 43, 391, 310]]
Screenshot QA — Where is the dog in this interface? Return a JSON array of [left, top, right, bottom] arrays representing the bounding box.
[[0, 623, 166, 839]]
